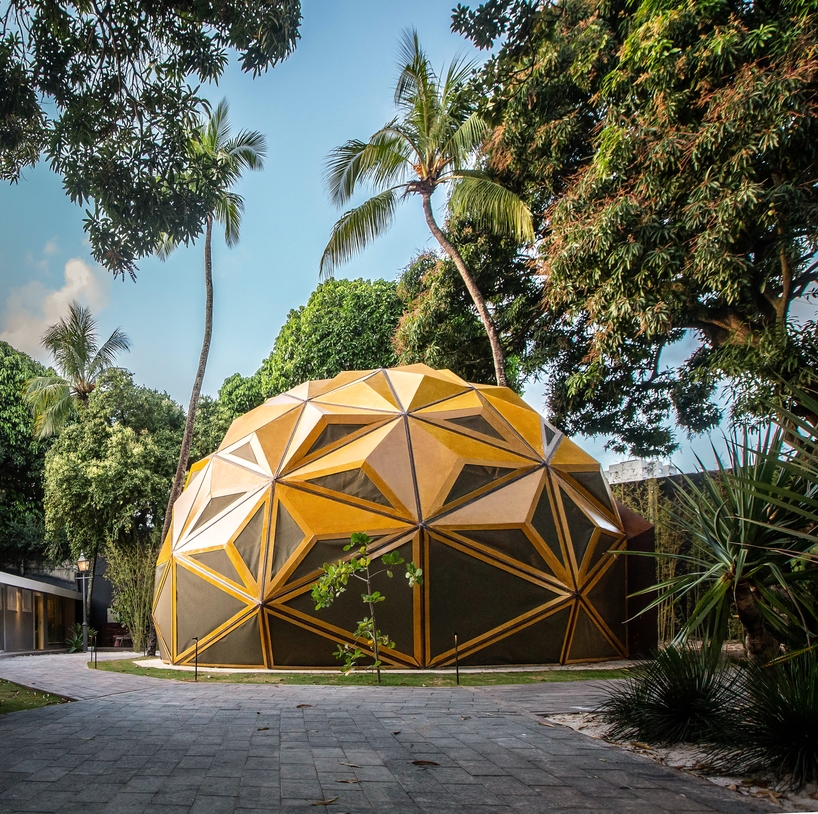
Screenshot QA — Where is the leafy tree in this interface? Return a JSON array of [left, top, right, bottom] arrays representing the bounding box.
[[311, 533, 422, 683], [0, 341, 50, 568], [159, 99, 266, 543], [188, 395, 233, 464], [43, 368, 184, 619], [321, 30, 533, 388], [23, 301, 131, 438], [220, 278, 404, 418], [396, 217, 548, 392], [1, 0, 300, 274], [453, 0, 818, 455]]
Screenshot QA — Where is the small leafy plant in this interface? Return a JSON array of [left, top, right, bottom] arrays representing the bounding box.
[[66, 622, 98, 653], [311, 532, 422, 683]]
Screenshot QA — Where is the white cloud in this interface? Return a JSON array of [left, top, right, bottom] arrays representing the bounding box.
[[0, 259, 111, 361]]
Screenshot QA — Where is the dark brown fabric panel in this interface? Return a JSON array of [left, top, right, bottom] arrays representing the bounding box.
[[587, 555, 627, 648], [447, 414, 504, 440], [284, 543, 414, 655], [271, 502, 305, 577], [460, 607, 571, 666], [308, 469, 391, 507], [571, 471, 614, 514], [190, 549, 243, 585], [458, 529, 553, 575], [307, 424, 365, 456], [445, 464, 516, 504], [568, 606, 619, 661], [584, 532, 619, 576], [154, 561, 166, 595], [198, 613, 263, 666], [428, 539, 556, 658], [191, 494, 240, 532], [531, 487, 564, 565], [268, 613, 344, 666], [154, 572, 172, 647], [561, 492, 595, 567], [175, 566, 246, 654], [234, 506, 264, 581], [287, 536, 384, 585]]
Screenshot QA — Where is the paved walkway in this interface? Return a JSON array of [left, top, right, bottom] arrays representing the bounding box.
[[0, 654, 774, 814]]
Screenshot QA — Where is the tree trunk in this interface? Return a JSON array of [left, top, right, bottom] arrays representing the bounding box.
[[420, 193, 508, 388], [734, 579, 780, 663], [161, 215, 215, 544]]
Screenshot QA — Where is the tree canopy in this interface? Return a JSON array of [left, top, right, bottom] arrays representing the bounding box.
[[1, 0, 300, 274], [220, 278, 403, 418], [0, 341, 50, 567], [454, 0, 818, 455], [43, 368, 184, 563]]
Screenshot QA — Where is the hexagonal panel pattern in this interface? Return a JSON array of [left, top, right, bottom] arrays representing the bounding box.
[[154, 365, 628, 668]]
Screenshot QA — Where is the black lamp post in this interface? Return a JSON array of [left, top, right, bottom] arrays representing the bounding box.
[[77, 553, 90, 653]]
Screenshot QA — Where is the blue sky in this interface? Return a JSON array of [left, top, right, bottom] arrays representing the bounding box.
[[0, 0, 737, 471]]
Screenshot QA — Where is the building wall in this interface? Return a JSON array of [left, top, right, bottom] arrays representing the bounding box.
[[0, 582, 79, 652]]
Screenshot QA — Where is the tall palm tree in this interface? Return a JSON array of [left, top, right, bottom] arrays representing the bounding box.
[[160, 99, 266, 543], [321, 30, 533, 388], [23, 301, 131, 438]]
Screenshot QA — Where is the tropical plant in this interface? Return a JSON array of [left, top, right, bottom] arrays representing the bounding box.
[[23, 301, 131, 438], [159, 99, 266, 544], [640, 428, 818, 662], [311, 533, 422, 683], [1, 0, 299, 274], [599, 643, 737, 746], [714, 651, 818, 790], [65, 622, 98, 654], [44, 368, 184, 621], [321, 30, 533, 388], [0, 341, 50, 568], [104, 534, 161, 653]]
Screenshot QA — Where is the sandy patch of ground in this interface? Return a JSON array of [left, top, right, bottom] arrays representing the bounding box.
[[545, 712, 818, 812]]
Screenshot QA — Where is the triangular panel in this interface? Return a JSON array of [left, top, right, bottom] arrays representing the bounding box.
[[196, 613, 264, 667], [567, 605, 620, 662], [189, 548, 243, 586], [233, 504, 265, 584]]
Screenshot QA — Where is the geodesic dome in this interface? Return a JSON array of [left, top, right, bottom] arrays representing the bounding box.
[[153, 364, 629, 668]]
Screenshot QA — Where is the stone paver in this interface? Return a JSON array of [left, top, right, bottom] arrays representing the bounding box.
[[0, 655, 775, 814]]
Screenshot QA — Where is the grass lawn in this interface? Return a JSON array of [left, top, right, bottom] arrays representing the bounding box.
[[0, 678, 69, 714], [93, 659, 630, 686]]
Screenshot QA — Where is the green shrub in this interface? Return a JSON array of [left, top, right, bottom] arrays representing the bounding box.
[[714, 651, 818, 790], [65, 622, 98, 653], [599, 644, 738, 745]]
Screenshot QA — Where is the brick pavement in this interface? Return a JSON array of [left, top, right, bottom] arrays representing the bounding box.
[[0, 655, 775, 814]]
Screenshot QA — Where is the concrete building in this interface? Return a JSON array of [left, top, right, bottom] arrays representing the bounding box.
[[0, 572, 80, 652], [605, 459, 673, 484]]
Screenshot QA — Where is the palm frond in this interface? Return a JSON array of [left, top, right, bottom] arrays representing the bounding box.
[[224, 129, 267, 171], [325, 130, 413, 206], [90, 327, 132, 377], [448, 171, 534, 242], [441, 112, 490, 169], [156, 232, 178, 260], [319, 187, 403, 280], [215, 192, 245, 247], [23, 375, 74, 438]]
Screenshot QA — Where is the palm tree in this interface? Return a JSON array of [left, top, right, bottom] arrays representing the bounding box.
[[23, 301, 131, 438], [321, 30, 533, 388], [160, 99, 266, 543]]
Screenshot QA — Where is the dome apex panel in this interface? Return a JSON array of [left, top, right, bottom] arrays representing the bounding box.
[[155, 366, 634, 668]]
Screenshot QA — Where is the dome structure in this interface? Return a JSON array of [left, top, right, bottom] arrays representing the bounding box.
[[153, 365, 629, 668]]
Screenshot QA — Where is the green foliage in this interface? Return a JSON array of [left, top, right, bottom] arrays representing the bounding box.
[[189, 395, 232, 463], [311, 532, 422, 682], [104, 534, 160, 653], [599, 644, 737, 745], [455, 0, 818, 455], [1, 0, 300, 274], [714, 651, 818, 790], [395, 217, 544, 391], [65, 622, 98, 653], [23, 301, 131, 438], [43, 368, 184, 564], [0, 341, 50, 567], [641, 429, 818, 661], [220, 279, 403, 417]]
